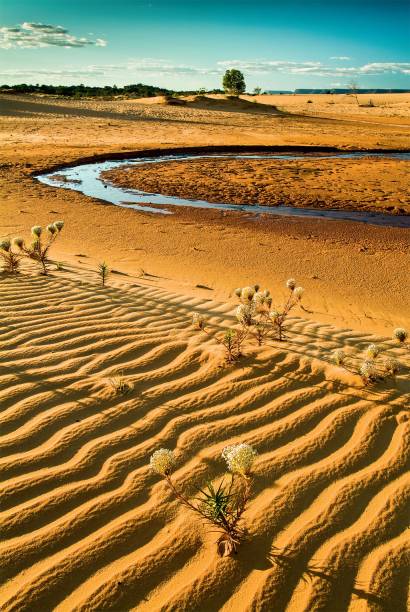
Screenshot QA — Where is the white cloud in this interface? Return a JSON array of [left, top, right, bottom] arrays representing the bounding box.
[[217, 59, 410, 78], [330, 56, 351, 61], [125, 58, 220, 76], [0, 59, 221, 80], [0, 22, 107, 49], [359, 62, 410, 75], [1, 57, 409, 84]]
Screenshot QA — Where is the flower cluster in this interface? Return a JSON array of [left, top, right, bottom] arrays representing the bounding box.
[[383, 357, 400, 376], [0, 239, 11, 252], [150, 448, 176, 476], [360, 360, 378, 383], [365, 343, 380, 360], [222, 443, 257, 475], [393, 328, 407, 343], [236, 303, 254, 326]]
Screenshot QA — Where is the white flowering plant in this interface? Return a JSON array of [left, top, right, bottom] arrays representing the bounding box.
[[0, 238, 23, 274], [332, 342, 401, 385], [393, 328, 408, 344], [269, 280, 305, 341], [235, 280, 305, 343], [150, 442, 257, 556], [191, 312, 248, 363], [191, 280, 305, 363], [14, 221, 65, 275]]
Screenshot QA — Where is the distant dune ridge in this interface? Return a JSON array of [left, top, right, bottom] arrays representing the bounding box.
[[0, 91, 409, 611]]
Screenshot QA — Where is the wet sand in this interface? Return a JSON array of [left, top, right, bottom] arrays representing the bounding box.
[[102, 155, 410, 214]]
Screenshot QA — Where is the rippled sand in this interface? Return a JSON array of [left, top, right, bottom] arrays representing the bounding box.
[[0, 93, 409, 611]]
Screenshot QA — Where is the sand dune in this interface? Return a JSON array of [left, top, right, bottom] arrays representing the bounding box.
[[0, 267, 408, 611]]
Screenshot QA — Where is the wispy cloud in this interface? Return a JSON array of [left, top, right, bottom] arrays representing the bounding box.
[[0, 58, 220, 80], [217, 59, 410, 77], [125, 58, 220, 76], [0, 22, 107, 49], [330, 56, 351, 61], [1, 57, 409, 83]]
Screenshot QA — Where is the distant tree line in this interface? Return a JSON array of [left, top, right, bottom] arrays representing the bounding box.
[[0, 83, 226, 99]]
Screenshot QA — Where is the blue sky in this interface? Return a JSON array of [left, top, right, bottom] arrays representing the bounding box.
[[1, 0, 409, 89]]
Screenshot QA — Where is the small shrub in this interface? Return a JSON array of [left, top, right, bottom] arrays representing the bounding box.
[[192, 279, 305, 362], [192, 312, 248, 363], [269, 280, 304, 341], [332, 349, 346, 366], [393, 328, 407, 343], [150, 442, 256, 556], [333, 343, 401, 385], [359, 360, 379, 384], [383, 357, 400, 376], [0, 238, 22, 274], [98, 261, 110, 286], [109, 373, 133, 395], [15, 221, 64, 274]]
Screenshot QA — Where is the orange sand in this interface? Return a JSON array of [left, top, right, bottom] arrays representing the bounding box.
[[0, 93, 409, 611]]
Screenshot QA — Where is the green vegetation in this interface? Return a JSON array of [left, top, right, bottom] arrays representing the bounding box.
[[0, 83, 226, 99], [222, 69, 246, 95], [150, 443, 256, 556], [98, 261, 110, 286]]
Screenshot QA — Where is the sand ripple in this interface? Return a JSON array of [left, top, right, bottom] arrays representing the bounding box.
[[0, 273, 408, 611]]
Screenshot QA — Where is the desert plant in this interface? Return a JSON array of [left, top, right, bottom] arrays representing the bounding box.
[[383, 357, 400, 377], [109, 372, 133, 395], [98, 261, 110, 286], [192, 312, 248, 363], [393, 328, 408, 344], [359, 360, 379, 384], [333, 343, 400, 385], [150, 442, 256, 556], [16, 221, 64, 274], [269, 280, 304, 341], [235, 286, 273, 345], [0, 238, 22, 274]]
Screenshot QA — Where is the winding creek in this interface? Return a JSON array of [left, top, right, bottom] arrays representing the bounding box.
[[37, 151, 410, 228]]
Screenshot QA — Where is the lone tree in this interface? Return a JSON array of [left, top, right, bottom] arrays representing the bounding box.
[[223, 69, 246, 95], [348, 80, 360, 105]]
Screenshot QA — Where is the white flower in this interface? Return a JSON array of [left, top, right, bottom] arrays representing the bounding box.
[[150, 448, 176, 476], [54, 220, 64, 231], [269, 309, 281, 322], [236, 303, 254, 326], [234, 287, 242, 298], [384, 357, 400, 375], [286, 278, 296, 291], [241, 286, 256, 302], [222, 443, 257, 475], [360, 360, 378, 382], [31, 225, 42, 237], [393, 328, 407, 343], [192, 312, 205, 330], [252, 292, 271, 312], [47, 223, 57, 234], [333, 349, 346, 366], [365, 343, 380, 359], [0, 239, 11, 252], [293, 286, 304, 300]]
